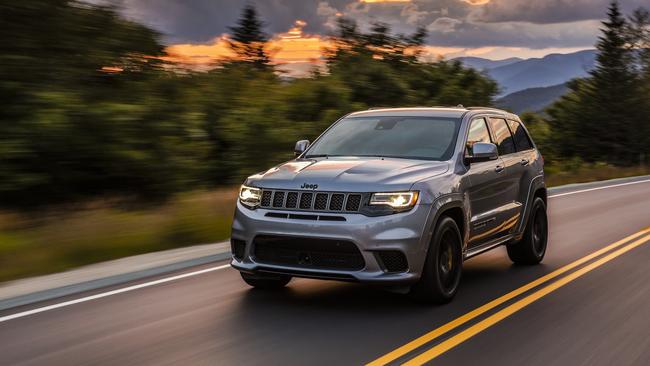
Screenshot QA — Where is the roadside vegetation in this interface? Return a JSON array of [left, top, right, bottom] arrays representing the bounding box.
[[0, 1, 648, 281]]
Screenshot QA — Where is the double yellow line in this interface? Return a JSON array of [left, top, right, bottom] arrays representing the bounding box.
[[367, 227, 650, 366]]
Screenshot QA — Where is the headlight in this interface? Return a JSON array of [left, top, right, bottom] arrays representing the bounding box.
[[239, 185, 261, 208], [370, 191, 419, 209]]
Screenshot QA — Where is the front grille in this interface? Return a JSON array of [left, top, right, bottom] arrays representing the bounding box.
[[261, 191, 272, 207], [329, 193, 344, 210], [299, 192, 313, 209], [377, 251, 408, 272], [345, 194, 362, 211], [314, 193, 328, 210], [259, 189, 364, 213], [272, 191, 285, 207], [286, 192, 298, 208], [253, 235, 365, 271]]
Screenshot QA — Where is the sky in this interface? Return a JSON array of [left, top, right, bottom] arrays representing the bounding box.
[[99, 0, 648, 74]]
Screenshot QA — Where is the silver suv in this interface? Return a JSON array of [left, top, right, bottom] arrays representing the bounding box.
[[231, 107, 547, 303]]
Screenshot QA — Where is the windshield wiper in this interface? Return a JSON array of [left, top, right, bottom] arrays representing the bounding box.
[[304, 154, 330, 158]]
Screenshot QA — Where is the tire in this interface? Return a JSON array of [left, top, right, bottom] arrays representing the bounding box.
[[410, 216, 463, 304], [241, 272, 291, 289], [507, 197, 548, 265]]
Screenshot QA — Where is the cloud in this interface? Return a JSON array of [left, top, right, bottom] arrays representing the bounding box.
[[163, 19, 330, 76], [317, 1, 342, 30], [400, 2, 430, 25], [95, 0, 638, 53], [461, 0, 490, 5], [427, 17, 462, 33], [472, 0, 650, 24]]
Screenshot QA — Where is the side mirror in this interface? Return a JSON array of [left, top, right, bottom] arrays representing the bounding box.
[[294, 140, 310, 156], [466, 142, 498, 163]]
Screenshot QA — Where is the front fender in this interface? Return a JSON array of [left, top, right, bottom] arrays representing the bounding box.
[[416, 193, 466, 273]]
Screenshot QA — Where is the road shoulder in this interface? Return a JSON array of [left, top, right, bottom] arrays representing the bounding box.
[[0, 241, 231, 311]]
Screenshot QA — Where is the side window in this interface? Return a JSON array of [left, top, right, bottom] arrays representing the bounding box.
[[507, 120, 534, 151], [488, 117, 516, 155], [466, 118, 491, 156]]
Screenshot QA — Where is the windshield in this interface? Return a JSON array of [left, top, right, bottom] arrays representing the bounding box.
[[305, 116, 461, 160]]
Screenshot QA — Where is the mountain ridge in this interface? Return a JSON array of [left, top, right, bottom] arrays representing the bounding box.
[[454, 49, 597, 96]]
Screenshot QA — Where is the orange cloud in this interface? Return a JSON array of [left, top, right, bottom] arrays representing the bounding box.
[[163, 35, 233, 69], [163, 20, 329, 75], [273, 20, 329, 64], [462, 0, 491, 5], [359, 0, 411, 3]]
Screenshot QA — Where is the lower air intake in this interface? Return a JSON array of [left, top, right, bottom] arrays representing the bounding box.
[[231, 239, 246, 260], [377, 250, 408, 272], [253, 235, 365, 271]]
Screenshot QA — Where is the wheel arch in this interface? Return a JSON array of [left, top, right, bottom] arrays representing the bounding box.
[[422, 195, 467, 258], [516, 176, 547, 239]]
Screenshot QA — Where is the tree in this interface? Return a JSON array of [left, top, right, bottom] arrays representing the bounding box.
[[628, 8, 650, 161], [324, 18, 497, 108], [227, 4, 271, 69], [548, 1, 643, 164]]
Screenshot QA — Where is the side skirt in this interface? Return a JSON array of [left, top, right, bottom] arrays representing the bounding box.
[[464, 234, 514, 260]]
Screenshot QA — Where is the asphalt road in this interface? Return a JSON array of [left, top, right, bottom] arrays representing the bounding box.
[[2, 178, 650, 366]]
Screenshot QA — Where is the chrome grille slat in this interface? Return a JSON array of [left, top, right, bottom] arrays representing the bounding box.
[[314, 193, 328, 210], [272, 191, 285, 208], [261, 191, 272, 207], [285, 192, 298, 208], [299, 192, 313, 209], [259, 190, 363, 213], [345, 194, 362, 211], [329, 193, 345, 210]]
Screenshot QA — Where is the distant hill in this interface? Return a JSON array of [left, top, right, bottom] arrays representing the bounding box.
[[497, 83, 569, 114], [454, 56, 522, 70], [455, 49, 597, 96]]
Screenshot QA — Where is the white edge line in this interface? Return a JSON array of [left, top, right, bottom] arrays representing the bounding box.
[[549, 178, 650, 198], [0, 264, 231, 323], [2, 177, 649, 323]]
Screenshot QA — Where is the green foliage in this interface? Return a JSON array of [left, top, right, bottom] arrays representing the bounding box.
[[325, 18, 498, 108], [0, 1, 498, 208], [547, 2, 650, 166]]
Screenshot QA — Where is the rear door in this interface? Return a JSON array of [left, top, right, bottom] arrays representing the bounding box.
[[484, 117, 522, 237], [465, 117, 511, 248], [506, 119, 539, 229]]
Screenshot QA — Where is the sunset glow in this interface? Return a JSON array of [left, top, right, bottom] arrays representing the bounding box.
[[359, 0, 411, 3], [461, 0, 491, 5], [164, 20, 328, 74]]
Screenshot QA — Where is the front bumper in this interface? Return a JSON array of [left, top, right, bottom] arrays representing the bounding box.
[[230, 201, 433, 284]]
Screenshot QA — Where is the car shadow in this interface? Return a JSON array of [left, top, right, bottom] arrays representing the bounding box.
[[235, 248, 552, 315]]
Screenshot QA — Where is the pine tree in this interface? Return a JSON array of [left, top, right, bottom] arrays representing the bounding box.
[[549, 1, 642, 164], [587, 1, 640, 163], [227, 4, 271, 69], [628, 8, 650, 162]]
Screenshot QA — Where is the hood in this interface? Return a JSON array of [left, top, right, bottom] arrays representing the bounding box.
[[245, 157, 449, 192]]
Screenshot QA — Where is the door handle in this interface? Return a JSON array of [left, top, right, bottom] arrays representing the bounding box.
[[520, 159, 529, 166], [495, 165, 504, 173]]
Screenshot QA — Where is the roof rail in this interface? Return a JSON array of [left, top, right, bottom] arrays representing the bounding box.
[[466, 106, 505, 111], [429, 105, 467, 109]]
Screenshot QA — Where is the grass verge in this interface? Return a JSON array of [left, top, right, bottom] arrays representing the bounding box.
[[0, 188, 236, 282]]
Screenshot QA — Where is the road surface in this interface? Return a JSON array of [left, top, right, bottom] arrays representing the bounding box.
[[1, 178, 650, 366]]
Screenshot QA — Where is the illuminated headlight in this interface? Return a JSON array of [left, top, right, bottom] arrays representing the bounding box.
[[239, 185, 261, 208], [370, 191, 419, 209]]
